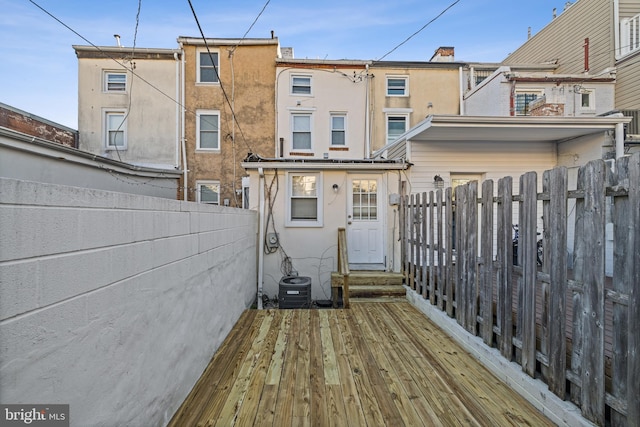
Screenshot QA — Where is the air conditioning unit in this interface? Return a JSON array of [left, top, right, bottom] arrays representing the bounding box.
[[279, 276, 311, 309]]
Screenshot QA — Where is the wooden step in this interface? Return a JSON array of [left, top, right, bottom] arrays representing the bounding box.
[[331, 271, 404, 287], [348, 284, 406, 299]]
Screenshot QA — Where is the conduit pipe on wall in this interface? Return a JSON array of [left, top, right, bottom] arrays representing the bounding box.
[[459, 66, 465, 115], [257, 167, 265, 310], [180, 44, 188, 201], [174, 53, 180, 171]]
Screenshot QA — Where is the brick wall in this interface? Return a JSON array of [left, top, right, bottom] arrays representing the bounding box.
[[0, 104, 77, 147]]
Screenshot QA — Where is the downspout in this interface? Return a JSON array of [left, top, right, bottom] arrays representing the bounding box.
[[459, 66, 465, 115], [180, 43, 188, 201], [257, 167, 265, 309], [174, 52, 180, 170], [616, 119, 625, 160], [364, 63, 371, 158]]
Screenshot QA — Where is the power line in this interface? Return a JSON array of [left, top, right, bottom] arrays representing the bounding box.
[[186, 0, 255, 155], [376, 0, 461, 61]]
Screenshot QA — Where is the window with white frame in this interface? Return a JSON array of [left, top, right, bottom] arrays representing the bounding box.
[[330, 113, 346, 146], [292, 113, 312, 150], [198, 51, 219, 83], [196, 181, 220, 204], [287, 172, 322, 226], [579, 89, 595, 111], [386, 76, 408, 96], [515, 90, 543, 116], [104, 111, 126, 149], [197, 111, 220, 150], [291, 75, 312, 95], [386, 115, 407, 144], [104, 71, 127, 92]]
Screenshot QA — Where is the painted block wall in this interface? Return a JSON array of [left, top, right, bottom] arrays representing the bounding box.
[[0, 178, 257, 426]]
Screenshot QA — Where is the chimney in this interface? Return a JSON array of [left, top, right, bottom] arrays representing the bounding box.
[[430, 46, 454, 62], [281, 47, 294, 59], [528, 27, 531, 39], [114, 34, 122, 47], [552, 8, 557, 19]]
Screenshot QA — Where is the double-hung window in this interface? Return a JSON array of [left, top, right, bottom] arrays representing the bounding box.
[[291, 75, 311, 95], [330, 114, 346, 146], [105, 111, 126, 149], [198, 51, 219, 83], [287, 172, 322, 226], [387, 76, 408, 96], [197, 181, 220, 204], [515, 90, 543, 116], [292, 114, 312, 150], [104, 71, 127, 92], [197, 111, 220, 151], [386, 115, 407, 144]]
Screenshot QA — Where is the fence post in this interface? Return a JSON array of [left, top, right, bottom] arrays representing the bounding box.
[[519, 172, 538, 377], [429, 191, 436, 305], [445, 188, 454, 317], [421, 192, 428, 298], [625, 153, 640, 425], [497, 177, 513, 359], [465, 181, 478, 334], [545, 167, 568, 398], [456, 184, 467, 326], [436, 189, 445, 311], [575, 160, 606, 425], [480, 180, 494, 345]]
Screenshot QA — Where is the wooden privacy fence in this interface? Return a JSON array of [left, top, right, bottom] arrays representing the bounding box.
[[400, 154, 639, 427]]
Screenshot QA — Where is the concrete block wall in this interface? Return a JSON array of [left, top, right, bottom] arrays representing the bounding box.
[[0, 178, 258, 426]]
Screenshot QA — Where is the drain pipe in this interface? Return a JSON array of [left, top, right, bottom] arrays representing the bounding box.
[[180, 43, 188, 200], [257, 167, 265, 309]]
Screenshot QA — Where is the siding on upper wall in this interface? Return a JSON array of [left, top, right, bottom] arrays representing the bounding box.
[[620, 0, 638, 16], [503, 0, 614, 75], [407, 140, 557, 193], [616, 59, 640, 108]]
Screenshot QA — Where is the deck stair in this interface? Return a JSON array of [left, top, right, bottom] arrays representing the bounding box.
[[331, 270, 405, 303]]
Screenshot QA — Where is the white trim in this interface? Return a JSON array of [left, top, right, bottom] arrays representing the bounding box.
[[386, 75, 409, 97], [286, 171, 323, 227], [196, 110, 220, 151], [103, 70, 127, 93], [514, 89, 545, 116], [103, 109, 127, 150], [291, 112, 313, 151], [382, 108, 413, 113], [578, 88, 596, 112], [196, 180, 220, 204], [196, 48, 220, 84], [290, 74, 312, 96], [330, 112, 347, 146], [385, 113, 409, 145]]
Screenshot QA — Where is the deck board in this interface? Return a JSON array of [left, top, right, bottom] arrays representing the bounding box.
[[168, 302, 555, 427]]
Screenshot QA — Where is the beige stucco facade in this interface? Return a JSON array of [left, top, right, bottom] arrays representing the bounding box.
[[74, 46, 181, 170], [368, 62, 461, 154], [179, 37, 279, 206]]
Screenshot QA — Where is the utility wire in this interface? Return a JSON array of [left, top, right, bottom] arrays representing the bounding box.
[[113, 0, 143, 162], [376, 0, 460, 61], [186, 0, 254, 154]]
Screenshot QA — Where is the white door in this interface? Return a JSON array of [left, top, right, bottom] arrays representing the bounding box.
[[347, 175, 384, 265]]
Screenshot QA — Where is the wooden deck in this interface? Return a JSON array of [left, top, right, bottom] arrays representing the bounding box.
[[168, 302, 554, 426]]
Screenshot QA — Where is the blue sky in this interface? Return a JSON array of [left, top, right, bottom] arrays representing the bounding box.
[[1, 0, 566, 129]]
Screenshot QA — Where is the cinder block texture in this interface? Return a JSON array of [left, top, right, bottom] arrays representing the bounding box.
[[0, 178, 258, 427]]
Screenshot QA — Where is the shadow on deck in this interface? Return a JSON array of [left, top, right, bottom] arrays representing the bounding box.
[[168, 301, 555, 426]]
